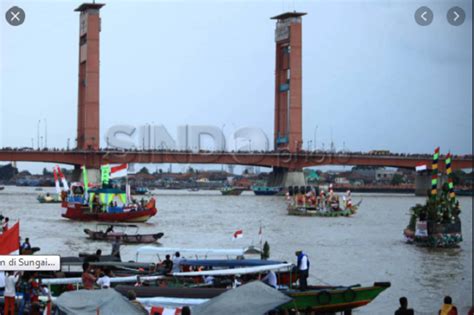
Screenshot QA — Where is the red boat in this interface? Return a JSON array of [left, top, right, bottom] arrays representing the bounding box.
[[62, 188, 158, 223]]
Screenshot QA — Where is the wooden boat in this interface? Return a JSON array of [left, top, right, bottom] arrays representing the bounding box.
[[132, 186, 149, 195], [114, 281, 390, 314], [0, 186, 4, 191], [252, 186, 283, 196], [62, 188, 158, 223], [287, 202, 360, 217], [37, 193, 62, 203], [280, 282, 391, 313], [84, 224, 164, 243], [220, 187, 245, 196]]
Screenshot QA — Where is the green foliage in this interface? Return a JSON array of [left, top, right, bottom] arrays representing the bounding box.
[[409, 187, 461, 223], [390, 174, 404, 185], [139, 167, 150, 175]]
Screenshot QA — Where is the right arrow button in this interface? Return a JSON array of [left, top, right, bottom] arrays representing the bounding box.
[[447, 7, 465, 26]]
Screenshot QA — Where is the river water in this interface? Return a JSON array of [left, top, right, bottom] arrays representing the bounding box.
[[0, 186, 472, 314]]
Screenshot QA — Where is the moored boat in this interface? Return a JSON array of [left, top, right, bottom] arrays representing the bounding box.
[[280, 282, 391, 313], [37, 193, 62, 203], [84, 223, 164, 243], [220, 187, 245, 196], [252, 185, 283, 196]]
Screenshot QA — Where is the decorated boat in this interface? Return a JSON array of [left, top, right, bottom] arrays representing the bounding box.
[[252, 185, 283, 196], [63, 188, 157, 222], [62, 165, 158, 223], [287, 185, 360, 217], [220, 186, 245, 196], [84, 223, 164, 243], [404, 148, 462, 248]]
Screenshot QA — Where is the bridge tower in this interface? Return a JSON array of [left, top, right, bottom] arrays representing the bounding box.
[[272, 12, 306, 153], [75, 3, 104, 151], [268, 12, 307, 188]]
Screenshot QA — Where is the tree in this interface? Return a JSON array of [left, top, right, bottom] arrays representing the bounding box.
[[139, 167, 149, 175], [391, 173, 404, 185]]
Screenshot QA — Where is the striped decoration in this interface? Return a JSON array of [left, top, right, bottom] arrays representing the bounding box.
[[445, 152, 456, 200], [431, 147, 440, 196]]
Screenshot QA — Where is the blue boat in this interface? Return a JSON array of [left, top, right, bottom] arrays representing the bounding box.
[[252, 186, 283, 196]]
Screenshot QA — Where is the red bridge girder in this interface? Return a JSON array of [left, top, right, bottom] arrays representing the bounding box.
[[0, 150, 472, 171]]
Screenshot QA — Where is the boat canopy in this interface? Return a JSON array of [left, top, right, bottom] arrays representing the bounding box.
[[180, 259, 286, 268], [172, 263, 293, 277], [192, 281, 292, 315], [136, 246, 248, 257], [55, 289, 145, 315]]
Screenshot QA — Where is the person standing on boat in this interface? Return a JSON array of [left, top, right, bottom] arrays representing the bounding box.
[[394, 297, 414, 315], [439, 296, 458, 315], [20, 238, 32, 253], [111, 237, 121, 260], [159, 254, 173, 274], [172, 252, 183, 273], [295, 250, 310, 290]]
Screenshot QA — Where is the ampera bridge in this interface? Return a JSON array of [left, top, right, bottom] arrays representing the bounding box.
[[1, 4, 472, 190]]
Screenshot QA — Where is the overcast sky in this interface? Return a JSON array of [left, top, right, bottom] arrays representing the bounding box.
[[0, 0, 472, 173]]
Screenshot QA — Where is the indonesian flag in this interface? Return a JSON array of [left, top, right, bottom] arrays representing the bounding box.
[[416, 163, 428, 172], [150, 306, 182, 315], [0, 221, 20, 255], [110, 164, 128, 179], [232, 230, 243, 240]]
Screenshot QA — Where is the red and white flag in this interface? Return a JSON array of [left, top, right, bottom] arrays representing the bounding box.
[[232, 230, 243, 240], [415, 163, 427, 172], [0, 221, 20, 255], [110, 164, 128, 179], [150, 306, 182, 315]]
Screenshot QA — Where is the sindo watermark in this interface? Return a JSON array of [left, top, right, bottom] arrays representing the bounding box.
[[105, 124, 270, 152]]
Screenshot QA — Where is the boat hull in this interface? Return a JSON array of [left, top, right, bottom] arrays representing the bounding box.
[[252, 186, 282, 196], [62, 204, 157, 223], [288, 205, 357, 217], [281, 282, 391, 313], [404, 220, 462, 248], [220, 189, 244, 196], [84, 229, 163, 243]]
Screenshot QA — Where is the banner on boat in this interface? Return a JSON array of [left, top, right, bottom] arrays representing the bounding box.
[[0, 221, 19, 255]]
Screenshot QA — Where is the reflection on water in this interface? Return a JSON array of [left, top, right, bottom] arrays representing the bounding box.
[[0, 187, 472, 313]]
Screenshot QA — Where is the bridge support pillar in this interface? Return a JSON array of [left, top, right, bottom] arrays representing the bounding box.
[[267, 167, 306, 188], [414, 171, 447, 196]]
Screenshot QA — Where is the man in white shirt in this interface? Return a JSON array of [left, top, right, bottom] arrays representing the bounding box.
[[96, 271, 111, 289], [262, 270, 278, 289], [295, 250, 310, 290], [4, 271, 21, 315], [171, 252, 183, 273]]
